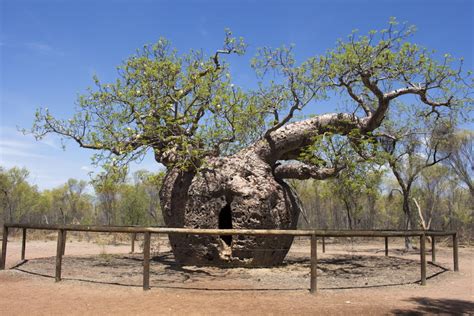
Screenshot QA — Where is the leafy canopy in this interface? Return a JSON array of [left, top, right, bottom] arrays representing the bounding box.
[[30, 18, 472, 173]]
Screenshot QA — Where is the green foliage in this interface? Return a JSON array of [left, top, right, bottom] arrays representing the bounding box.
[[1, 154, 472, 239], [30, 30, 263, 171], [329, 165, 384, 229], [48, 179, 93, 224], [19, 19, 473, 240], [439, 130, 474, 198], [0, 165, 164, 227], [252, 17, 470, 171], [119, 183, 149, 226], [0, 167, 40, 224], [92, 169, 164, 226], [28, 19, 471, 175]]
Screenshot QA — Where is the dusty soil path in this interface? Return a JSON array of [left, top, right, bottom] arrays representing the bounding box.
[[1, 237, 473, 315]]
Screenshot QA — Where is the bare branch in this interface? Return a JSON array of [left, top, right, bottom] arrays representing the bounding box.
[[339, 77, 372, 115], [273, 161, 345, 180], [264, 99, 301, 137], [361, 73, 384, 101]]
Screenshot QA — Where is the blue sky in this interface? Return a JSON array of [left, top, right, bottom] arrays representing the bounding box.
[[1, 0, 473, 190]]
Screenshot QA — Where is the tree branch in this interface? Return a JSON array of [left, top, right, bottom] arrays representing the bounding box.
[[339, 77, 372, 115], [256, 112, 367, 163], [273, 161, 345, 180]]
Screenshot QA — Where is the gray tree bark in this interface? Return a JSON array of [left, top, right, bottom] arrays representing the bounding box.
[[160, 151, 300, 266]]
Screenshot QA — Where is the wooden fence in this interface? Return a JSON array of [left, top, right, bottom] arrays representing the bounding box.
[[1, 223, 459, 293]]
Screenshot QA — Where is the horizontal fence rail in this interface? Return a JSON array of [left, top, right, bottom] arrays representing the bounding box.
[[1, 223, 459, 293], [2, 223, 458, 237]]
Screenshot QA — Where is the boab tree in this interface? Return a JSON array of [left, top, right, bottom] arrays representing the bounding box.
[[30, 21, 471, 266]]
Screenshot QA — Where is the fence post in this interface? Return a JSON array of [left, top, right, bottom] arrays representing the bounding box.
[[55, 229, 65, 282], [143, 232, 151, 290], [61, 230, 67, 256], [1, 226, 8, 270], [21, 228, 27, 261], [420, 234, 426, 286], [131, 233, 136, 253], [322, 236, 326, 253], [310, 234, 318, 294], [453, 233, 459, 272], [431, 236, 436, 263], [385, 237, 388, 256]]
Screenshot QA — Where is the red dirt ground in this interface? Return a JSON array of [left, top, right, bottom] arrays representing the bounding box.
[[1, 236, 473, 315]]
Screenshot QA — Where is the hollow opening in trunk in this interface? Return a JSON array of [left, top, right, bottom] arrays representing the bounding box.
[[218, 202, 233, 246]]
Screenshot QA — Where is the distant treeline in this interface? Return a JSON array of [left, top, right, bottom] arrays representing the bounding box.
[[1, 129, 472, 241], [290, 130, 473, 243], [293, 164, 473, 240], [0, 167, 164, 228]]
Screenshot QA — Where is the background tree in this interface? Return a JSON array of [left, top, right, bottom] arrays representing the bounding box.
[[48, 179, 93, 225], [92, 171, 124, 225], [383, 115, 452, 248], [417, 164, 451, 231], [331, 167, 383, 230], [442, 130, 473, 198], [0, 167, 40, 224], [131, 170, 165, 225], [28, 20, 472, 266], [1, 155, 472, 239]]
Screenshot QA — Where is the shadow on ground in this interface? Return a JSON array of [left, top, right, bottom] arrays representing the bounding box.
[[9, 251, 450, 291], [392, 297, 474, 315]]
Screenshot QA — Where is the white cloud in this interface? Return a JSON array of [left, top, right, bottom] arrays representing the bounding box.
[[0, 139, 30, 149], [0, 129, 49, 162], [0, 126, 57, 169], [0, 147, 46, 159], [0, 125, 163, 190], [38, 137, 60, 150], [24, 42, 64, 56], [80, 165, 93, 172], [25, 42, 54, 53]]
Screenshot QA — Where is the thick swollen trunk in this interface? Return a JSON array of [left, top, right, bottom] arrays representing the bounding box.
[[160, 151, 300, 267]]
